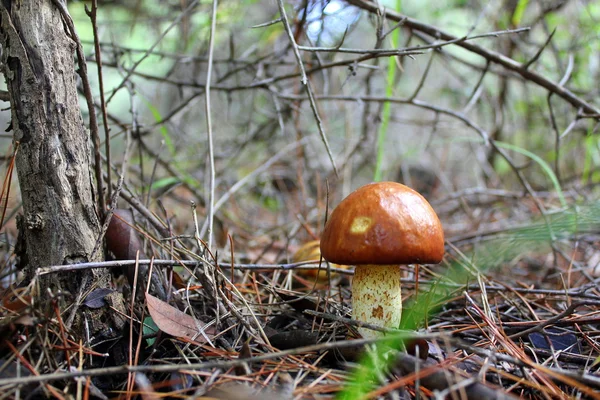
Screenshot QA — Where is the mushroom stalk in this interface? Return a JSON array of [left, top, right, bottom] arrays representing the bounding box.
[[352, 264, 402, 339]]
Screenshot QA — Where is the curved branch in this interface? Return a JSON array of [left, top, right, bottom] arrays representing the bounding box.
[[346, 0, 600, 115]]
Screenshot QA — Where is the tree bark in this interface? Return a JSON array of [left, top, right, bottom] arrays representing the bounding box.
[[0, 1, 122, 336]]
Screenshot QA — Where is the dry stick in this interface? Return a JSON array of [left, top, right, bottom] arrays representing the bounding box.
[[84, 37, 421, 69], [295, 28, 529, 54], [204, 0, 218, 250], [91, 109, 133, 260], [385, 354, 518, 400], [549, 57, 577, 183], [32, 256, 600, 296], [408, 42, 436, 101], [34, 259, 600, 300], [90, 159, 126, 262], [127, 253, 141, 395], [87, 0, 112, 203], [523, 28, 557, 70], [276, 93, 490, 142], [462, 59, 490, 113], [106, 49, 423, 91], [0, 335, 440, 387], [275, 0, 338, 178], [250, 18, 282, 29], [346, 0, 600, 115], [508, 303, 579, 340], [143, 140, 164, 208], [36, 259, 353, 276], [94, 27, 526, 95], [81, 40, 273, 65], [51, 0, 105, 216], [30, 258, 600, 296]]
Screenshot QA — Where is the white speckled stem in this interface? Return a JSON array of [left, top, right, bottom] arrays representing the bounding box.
[[352, 264, 402, 339]]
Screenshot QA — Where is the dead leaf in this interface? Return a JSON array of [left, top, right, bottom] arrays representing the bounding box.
[[405, 338, 429, 360], [145, 293, 214, 342], [234, 339, 252, 376], [106, 209, 147, 260], [106, 209, 149, 290], [202, 383, 286, 400], [2, 286, 31, 312], [13, 315, 34, 326], [83, 288, 115, 309], [268, 330, 318, 350], [170, 270, 187, 290]]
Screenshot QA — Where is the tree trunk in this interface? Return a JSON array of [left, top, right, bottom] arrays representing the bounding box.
[[0, 1, 123, 337]]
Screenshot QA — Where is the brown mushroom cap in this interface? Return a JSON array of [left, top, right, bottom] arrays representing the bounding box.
[[320, 182, 444, 265]]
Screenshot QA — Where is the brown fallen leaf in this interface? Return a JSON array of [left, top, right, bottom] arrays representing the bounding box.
[[202, 382, 288, 400], [145, 293, 215, 342], [234, 338, 252, 376], [83, 288, 115, 309], [268, 330, 319, 350], [107, 210, 168, 300], [105, 209, 146, 290], [106, 209, 147, 261], [2, 286, 31, 312]]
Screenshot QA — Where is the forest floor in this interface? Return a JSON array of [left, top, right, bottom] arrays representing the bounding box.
[[1, 173, 600, 400]]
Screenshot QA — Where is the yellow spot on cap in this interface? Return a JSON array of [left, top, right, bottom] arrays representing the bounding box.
[[350, 216, 372, 234]]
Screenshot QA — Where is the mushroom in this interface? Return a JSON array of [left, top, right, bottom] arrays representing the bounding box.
[[292, 240, 350, 282], [320, 182, 444, 338]]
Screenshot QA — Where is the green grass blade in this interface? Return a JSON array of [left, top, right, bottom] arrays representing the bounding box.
[[493, 140, 567, 207], [373, 0, 402, 182]]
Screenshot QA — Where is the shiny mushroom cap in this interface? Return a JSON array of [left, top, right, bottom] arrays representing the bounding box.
[[320, 182, 444, 265]]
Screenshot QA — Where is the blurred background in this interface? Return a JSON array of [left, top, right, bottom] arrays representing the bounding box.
[[3, 0, 600, 284]]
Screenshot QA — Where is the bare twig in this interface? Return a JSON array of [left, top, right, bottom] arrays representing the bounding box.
[[508, 303, 579, 339], [86, 0, 112, 203], [36, 259, 353, 276], [345, 0, 600, 115], [390, 353, 519, 400], [523, 27, 556, 70], [275, 0, 338, 177], [204, 0, 218, 250], [0, 335, 441, 387]]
